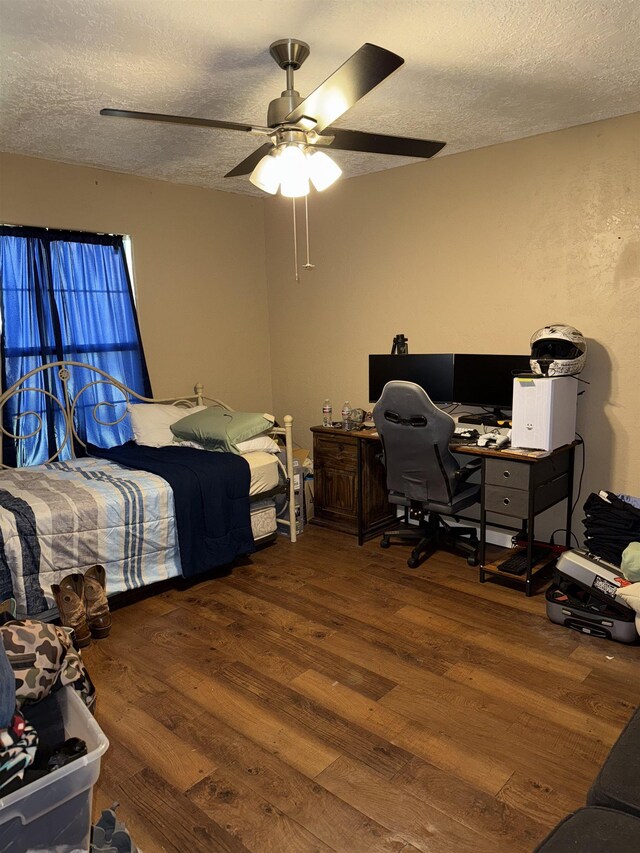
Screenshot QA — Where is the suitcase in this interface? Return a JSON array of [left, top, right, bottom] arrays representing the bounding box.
[[555, 548, 633, 601], [546, 570, 638, 643]]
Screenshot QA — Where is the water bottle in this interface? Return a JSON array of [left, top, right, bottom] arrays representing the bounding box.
[[341, 401, 351, 429], [322, 399, 332, 427]]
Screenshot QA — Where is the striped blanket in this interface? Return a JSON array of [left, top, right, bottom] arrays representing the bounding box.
[[0, 458, 181, 617]]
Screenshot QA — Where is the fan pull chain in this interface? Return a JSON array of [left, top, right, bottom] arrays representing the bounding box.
[[303, 194, 315, 271], [292, 198, 299, 282]]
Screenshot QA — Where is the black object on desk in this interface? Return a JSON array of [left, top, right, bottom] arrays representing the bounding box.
[[450, 434, 480, 446], [458, 413, 512, 428]]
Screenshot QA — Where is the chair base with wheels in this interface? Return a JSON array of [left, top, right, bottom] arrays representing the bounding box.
[[372, 380, 482, 570], [380, 498, 479, 569]]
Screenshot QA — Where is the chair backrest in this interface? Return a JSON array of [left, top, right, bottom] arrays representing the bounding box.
[[372, 380, 459, 505]]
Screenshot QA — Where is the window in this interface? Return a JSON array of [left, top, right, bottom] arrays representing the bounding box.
[[0, 226, 151, 465]]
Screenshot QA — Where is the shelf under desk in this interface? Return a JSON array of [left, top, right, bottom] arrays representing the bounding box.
[[454, 441, 580, 595]]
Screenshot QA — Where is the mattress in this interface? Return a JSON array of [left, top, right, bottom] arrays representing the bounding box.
[[243, 451, 281, 496], [250, 499, 277, 541], [170, 447, 281, 496]]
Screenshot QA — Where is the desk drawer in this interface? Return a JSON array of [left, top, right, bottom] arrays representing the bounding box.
[[485, 473, 570, 519], [485, 458, 531, 490], [485, 485, 529, 518], [485, 453, 570, 489], [314, 435, 358, 471]]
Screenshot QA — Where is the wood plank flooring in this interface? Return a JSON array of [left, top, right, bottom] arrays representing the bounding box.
[[83, 526, 640, 852]]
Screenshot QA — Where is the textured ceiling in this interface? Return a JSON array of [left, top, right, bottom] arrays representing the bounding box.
[[1, 0, 639, 197]]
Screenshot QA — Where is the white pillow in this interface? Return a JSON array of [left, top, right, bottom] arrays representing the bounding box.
[[128, 403, 207, 447], [236, 434, 281, 454], [172, 433, 281, 454]]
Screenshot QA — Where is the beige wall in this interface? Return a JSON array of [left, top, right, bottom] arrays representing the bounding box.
[[265, 113, 640, 501], [0, 153, 273, 412], [1, 114, 638, 503]]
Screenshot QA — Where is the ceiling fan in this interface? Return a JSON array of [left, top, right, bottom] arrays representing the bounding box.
[[101, 38, 446, 196]]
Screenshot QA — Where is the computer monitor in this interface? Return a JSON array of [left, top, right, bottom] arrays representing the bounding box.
[[368, 354, 454, 403], [368, 352, 531, 415], [452, 354, 532, 415]]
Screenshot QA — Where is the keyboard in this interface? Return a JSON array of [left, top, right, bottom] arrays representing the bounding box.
[[498, 545, 553, 575]]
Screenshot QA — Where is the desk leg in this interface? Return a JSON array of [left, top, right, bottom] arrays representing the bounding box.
[[565, 445, 576, 548], [357, 440, 364, 547], [525, 491, 536, 597], [478, 459, 487, 584]]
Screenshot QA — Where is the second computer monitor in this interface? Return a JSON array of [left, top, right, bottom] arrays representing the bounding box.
[[368, 352, 531, 412], [453, 354, 531, 412], [368, 354, 454, 404]]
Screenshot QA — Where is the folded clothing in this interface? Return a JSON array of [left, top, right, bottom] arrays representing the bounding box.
[[582, 491, 640, 566], [0, 711, 38, 794]]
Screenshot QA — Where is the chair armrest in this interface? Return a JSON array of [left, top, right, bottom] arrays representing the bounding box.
[[455, 457, 482, 482]]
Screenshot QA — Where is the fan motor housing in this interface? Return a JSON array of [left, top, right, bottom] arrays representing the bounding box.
[[267, 92, 305, 127]]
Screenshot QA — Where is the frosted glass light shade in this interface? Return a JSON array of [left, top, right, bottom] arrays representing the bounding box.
[[248, 143, 341, 197], [307, 149, 342, 191], [278, 145, 310, 197], [249, 152, 280, 194]]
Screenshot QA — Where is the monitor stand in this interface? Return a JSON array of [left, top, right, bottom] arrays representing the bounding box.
[[458, 409, 511, 427]]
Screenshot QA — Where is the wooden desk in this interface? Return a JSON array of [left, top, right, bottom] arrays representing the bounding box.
[[312, 426, 578, 595], [454, 441, 579, 595], [310, 426, 394, 545]]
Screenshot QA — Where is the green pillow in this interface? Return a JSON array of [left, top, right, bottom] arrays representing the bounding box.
[[170, 407, 275, 453]]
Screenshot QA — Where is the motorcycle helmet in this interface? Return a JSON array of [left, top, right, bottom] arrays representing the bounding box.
[[530, 324, 586, 376]]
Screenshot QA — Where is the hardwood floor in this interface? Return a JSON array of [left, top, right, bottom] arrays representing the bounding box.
[[83, 526, 640, 852]]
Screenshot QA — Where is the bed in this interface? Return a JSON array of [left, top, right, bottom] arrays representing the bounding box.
[[0, 360, 296, 618]]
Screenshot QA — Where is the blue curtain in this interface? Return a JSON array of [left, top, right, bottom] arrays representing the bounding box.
[[0, 226, 151, 466]]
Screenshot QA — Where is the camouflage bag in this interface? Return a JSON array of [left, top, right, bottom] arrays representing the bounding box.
[[1, 620, 96, 712]]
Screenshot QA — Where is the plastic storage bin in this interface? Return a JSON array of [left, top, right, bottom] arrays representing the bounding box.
[[0, 687, 109, 853]]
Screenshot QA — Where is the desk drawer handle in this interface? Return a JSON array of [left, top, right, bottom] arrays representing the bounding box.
[[503, 497, 510, 506], [503, 470, 511, 479]]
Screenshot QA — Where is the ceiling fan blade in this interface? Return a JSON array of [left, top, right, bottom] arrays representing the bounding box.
[[323, 127, 445, 159], [225, 143, 274, 178], [100, 108, 270, 134], [284, 43, 403, 133]]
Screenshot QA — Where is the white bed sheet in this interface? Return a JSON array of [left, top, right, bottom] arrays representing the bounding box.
[[244, 451, 281, 496]]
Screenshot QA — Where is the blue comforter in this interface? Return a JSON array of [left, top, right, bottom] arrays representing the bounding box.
[[88, 442, 255, 577]]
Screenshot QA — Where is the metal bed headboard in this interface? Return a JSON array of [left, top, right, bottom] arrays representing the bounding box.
[[0, 360, 296, 540], [0, 360, 208, 467]]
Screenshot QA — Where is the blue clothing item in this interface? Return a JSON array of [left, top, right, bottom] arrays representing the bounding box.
[[619, 494, 640, 510], [0, 642, 15, 729]]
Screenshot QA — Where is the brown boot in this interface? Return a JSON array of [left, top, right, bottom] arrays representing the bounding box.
[[52, 574, 92, 648], [84, 565, 111, 639]]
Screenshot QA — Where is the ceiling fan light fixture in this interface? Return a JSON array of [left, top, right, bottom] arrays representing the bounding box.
[[306, 148, 342, 191], [280, 172, 310, 198], [249, 151, 280, 194], [277, 144, 310, 197]]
